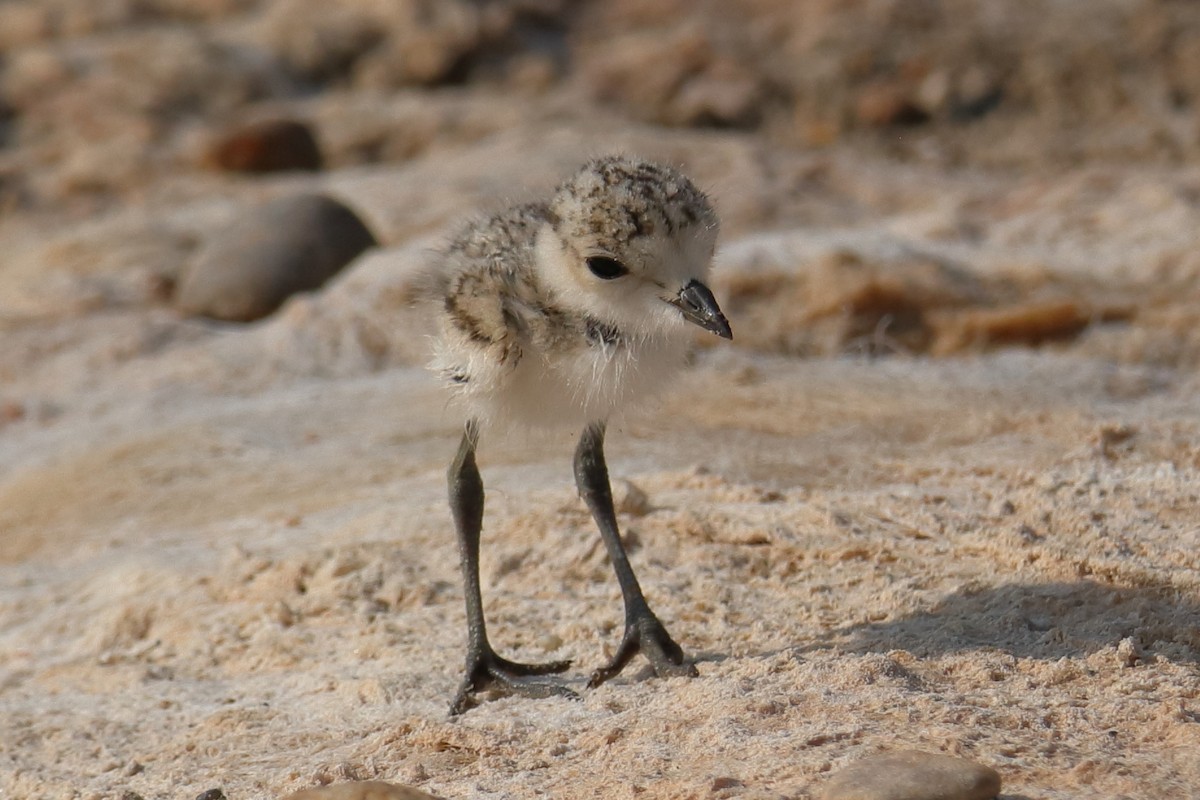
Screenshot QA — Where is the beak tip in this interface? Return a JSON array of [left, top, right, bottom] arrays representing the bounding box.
[[706, 316, 733, 341], [672, 279, 733, 341]]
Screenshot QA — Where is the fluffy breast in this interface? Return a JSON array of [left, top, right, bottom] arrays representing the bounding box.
[[432, 314, 689, 431]]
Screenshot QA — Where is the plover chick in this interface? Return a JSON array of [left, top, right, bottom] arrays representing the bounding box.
[[425, 155, 732, 714]]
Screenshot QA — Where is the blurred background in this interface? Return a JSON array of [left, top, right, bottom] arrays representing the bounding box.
[[6, 0, 1200, 366], [2, 0, 1199, 213]]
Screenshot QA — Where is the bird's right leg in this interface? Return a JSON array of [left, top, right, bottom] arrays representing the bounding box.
[[574, 422, 697, 688], [448, 421, 575, 715]]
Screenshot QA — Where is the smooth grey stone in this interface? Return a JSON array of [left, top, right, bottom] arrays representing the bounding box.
[[176, 193, 376, 322], [822, 750, 1001, 800]]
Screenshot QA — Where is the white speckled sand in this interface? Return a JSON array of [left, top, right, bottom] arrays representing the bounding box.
[[3, 8, 1200, 793], [3, 132, 1198, 799]]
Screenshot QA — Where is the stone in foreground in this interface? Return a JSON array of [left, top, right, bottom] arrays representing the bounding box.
[[821, 750, 1001, 800], [280, 781, 444, 800]]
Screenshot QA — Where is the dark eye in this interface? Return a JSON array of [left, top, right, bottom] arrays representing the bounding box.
[[585, 256, 629, 280]]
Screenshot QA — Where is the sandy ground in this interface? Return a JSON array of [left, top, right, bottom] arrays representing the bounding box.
[[3, 4, 1200, 799]]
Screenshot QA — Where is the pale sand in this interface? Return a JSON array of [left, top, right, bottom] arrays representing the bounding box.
[[2, 127, 1199, 798]]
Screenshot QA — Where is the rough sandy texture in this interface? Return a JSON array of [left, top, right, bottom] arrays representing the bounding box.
[[2, 3, 1199, 799]]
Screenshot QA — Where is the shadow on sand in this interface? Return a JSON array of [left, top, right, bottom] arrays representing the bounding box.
[[800, 579, 1199, 664]]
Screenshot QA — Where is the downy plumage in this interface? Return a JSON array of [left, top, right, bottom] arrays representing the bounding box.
[[422, 156, 732, 714]]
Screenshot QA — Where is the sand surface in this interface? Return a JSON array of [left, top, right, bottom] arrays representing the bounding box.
[[2, 3, 1199, 798]]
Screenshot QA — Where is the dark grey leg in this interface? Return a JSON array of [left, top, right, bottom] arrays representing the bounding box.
[[448, 421, 573, 715], [574, 422, 698, 688]]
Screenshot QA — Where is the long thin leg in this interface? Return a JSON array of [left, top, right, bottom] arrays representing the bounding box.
[[574, 422, 698, 688], [448, 421, 573, 715]]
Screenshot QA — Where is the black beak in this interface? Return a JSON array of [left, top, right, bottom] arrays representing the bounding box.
[[668, 279, 733, 340]]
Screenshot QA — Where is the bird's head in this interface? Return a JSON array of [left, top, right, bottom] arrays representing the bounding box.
[[535, 156, 732, 341]]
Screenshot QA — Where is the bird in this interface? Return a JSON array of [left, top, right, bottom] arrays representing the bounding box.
[[421, 155, 732, 714]]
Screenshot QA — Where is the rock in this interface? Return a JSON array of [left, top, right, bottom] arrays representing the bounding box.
[[350, 1, 487, 88], [821, 750, 1001, 800], [1116, 636, 1144, 667], [0, 2, 55, 50], [930, 299, 1095, 354], [205, 118, 324, 174], [915, 70, 952, 116], [0, 401, 25, 425], [280, 782, 445, 800], [175, 194, 376, 322], [671, 56, 763, 128], [257, 0, 384, 82], [612, 477, 652, 517], [1, 48, 78, 111], [950, 66, 1004, 121], [854, 80, 929, 127], [579, 24, 764, 128]]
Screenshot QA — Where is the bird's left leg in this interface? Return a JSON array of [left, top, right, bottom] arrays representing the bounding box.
[[574, 422, 698, 688]]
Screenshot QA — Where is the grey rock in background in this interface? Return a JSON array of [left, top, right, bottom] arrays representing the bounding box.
[[176, 193, 377, 322]]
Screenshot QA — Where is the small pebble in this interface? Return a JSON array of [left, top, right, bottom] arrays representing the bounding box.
[[0, 400, 25, 424], [280, 782, 444, 800], [206, 118, 324, 174], [613, 478, 652, 517], [821, 750, 1001, 800], [195, 790, 226, 800], [854, 80, 929, 127], [175, 193, 376, 322], [1116, 636, 1144, 667], [709, 776, 743, 791]]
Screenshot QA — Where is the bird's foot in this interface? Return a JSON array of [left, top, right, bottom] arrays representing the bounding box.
[[450, 648, 575, 715], [587, 611, 698, 688]]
